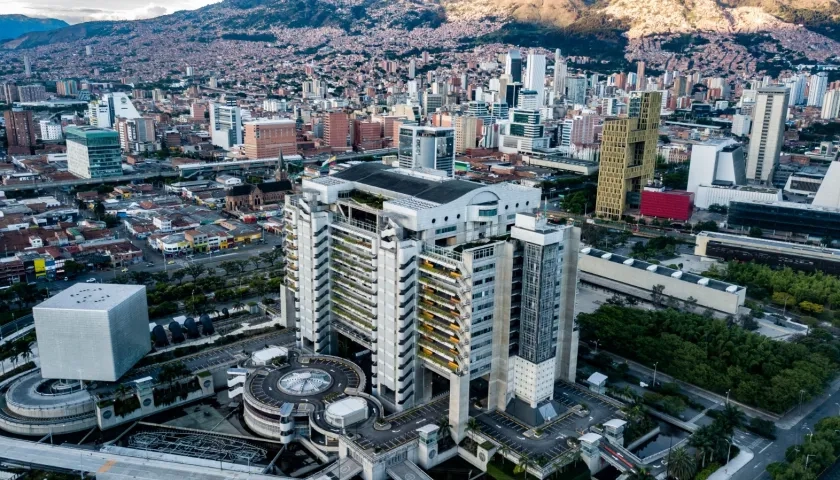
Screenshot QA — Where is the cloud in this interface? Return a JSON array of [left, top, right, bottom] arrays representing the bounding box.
[[4, 0, 221, 24]]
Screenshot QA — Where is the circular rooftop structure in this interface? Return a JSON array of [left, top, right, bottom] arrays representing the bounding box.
[[277, 369, 333, 396]]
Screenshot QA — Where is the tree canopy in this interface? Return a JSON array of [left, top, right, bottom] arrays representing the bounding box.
[[577, 305, 839, 413]]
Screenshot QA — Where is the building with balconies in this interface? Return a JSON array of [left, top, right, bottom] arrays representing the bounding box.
[[282, 162, 580, 442]]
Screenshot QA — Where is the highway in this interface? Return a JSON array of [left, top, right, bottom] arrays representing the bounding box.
[[0, 171, 179, 192]]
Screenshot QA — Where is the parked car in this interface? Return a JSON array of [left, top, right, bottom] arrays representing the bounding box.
[[85, 278, 96, 283]]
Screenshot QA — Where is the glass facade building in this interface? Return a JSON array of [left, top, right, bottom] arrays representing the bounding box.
[[728, 200, 840, 239], [66, 126, 122, 179]]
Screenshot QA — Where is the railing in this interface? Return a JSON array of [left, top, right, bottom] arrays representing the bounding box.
[[418, 314, 460, 334], [331, 295, 373, 320], [418, 348, 459, 373], [331, 241, 375, 260], [331, 305, 375, 331], [333, 211, 378, 233], [418, 275, 459, 295], [419, 288, 458, 308], [333, 284, 376, 307], [418, 325, 458, 346], [330, 253, 375, 273], [418, 301, 459, 322], [422, 243, 462, 263]]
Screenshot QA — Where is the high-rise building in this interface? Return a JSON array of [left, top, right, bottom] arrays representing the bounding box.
[[34, 283, 150, 382], [553, 49, 567, 101], [595, 91, 662, 218], [672, 76, 687, 98], [566, 76, 587, 105], [745, 87, 789, 183], [808, 72, 829, 107], [454, 116, 482, 154], [686, 138, 746, 194], [324, 111, 349, 150], [243, 119, 297, 159], [209, 103, 242, 150], [66, 126, 122, 179], [56, 80, 78, 97], [499, 109, 550, 154], [116, 117, 156, 153], [23, 55, 31, 78], [88, 93, 141, 129], [635, 61, 645, 91], [85, 46, 93, 56], [39, 120, 63, 141], [505, 49, 522, 83], [282, 162, 580, 433], [408, 59, 416, 80], [570, 114, 597, 145], [822, 90, 840, 120], [422, 92, 445, 116], [504, 83, 523, 108], [731, 113, 752, 136], [398, 125, 455, 175], [524, 52, 546, 107], [17, 84, 47, 102], [190, 102, 208, 122], [517, 90, 540, 110], [352, 119, 384, 151], [2, 83, 18, 103], [4, 110, 37, 153]]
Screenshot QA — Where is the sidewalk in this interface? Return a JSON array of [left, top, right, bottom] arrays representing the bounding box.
[[707, 447, 754, 480]]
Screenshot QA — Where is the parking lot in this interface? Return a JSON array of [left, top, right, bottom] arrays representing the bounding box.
[[353, 395, 449, 451], [470, 382, 624, 461]]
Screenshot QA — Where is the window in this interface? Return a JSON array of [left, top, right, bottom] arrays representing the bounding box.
[[474, 263, 495, 273], [435, 226, 456, 235], [479, 209, 497, 217]]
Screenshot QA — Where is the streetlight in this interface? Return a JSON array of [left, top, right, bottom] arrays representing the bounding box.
[[835, 402, 839, 416], [805, 426, 813, 443], [652, 362, 659, 387], [805, 454, 816, 469], [725, 389, 730, 406]]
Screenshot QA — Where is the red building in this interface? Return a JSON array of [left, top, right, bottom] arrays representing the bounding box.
[[640, 188, 694, 221]]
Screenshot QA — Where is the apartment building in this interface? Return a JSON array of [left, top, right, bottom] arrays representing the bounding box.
[[282, 162, 579, 437]]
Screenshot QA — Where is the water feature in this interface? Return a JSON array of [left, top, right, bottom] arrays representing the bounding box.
[[630, 421, 691, 459]]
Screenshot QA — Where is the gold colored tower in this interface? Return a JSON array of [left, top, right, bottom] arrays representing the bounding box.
[[595, 91, 662, 219]]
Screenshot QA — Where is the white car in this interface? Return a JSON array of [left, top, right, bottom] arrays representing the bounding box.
[[85, 278, 96, 283]]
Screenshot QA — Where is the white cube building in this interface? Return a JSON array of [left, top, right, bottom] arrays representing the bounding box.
[[34, 283, 151, 382]]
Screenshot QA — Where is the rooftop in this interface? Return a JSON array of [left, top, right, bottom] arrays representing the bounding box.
[[332, 163, 484, 204], [581, 247, 744, 293], [35, 283, 145, 311]]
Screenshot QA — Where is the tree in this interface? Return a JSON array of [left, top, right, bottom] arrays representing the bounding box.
[[93, 201, 106, 219], [651, 284, 665, 307], [683, 296, 698, 312], [184, 264, 206, 281], [513, 453, 535, 480], [497, 444, 510, 468], [717, 404, 745, 436], [170, 270, 186, 285], [667, 447, 696, 480], [249, 256, 262, 271], [627, 468, 656, 480], [63, 260, 87, 277], [748, 227, 764, 238]]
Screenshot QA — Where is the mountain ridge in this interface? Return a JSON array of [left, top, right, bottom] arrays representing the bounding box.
[[0, 14, 69, 42]]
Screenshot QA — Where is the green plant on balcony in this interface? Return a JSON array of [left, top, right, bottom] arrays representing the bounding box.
[[350, 190, 387, 209]]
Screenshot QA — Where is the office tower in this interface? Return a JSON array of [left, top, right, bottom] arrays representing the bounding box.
[[595, 91, 662, 218], [66, 126, 122, 179], [745, 87, 789, 183], [3, 110, 37, 153], [17, 84, 47, 102], [822, 90, 840, 120], [117, 117, 156, 153], [263, 99, 286, 113], [517, 90, 540, 110], [209, 103, 243, 150], [23, 55, 31, 77], [324, 111, 349, 150], [524, 52, 546, 107], [505, 83, 523, 108], [466, 101, 492, 125], [635, 61, 645, 90], [2, 83, 18, 103], [243, 119, 297, 159], [672, 76, 687, 98], [505, 49, 522, 83], [88, 92, 140, 129], [566, 76, 587, 105], [190, 102, 208, 121], [186, 66, 194, 77], [408, 59, 416, 80], [352, 119, 384, 151], [571, 114, 597, 145], [558, 118, 573, 147], [783, 75, 807, 106], [422, 92, 445, 116], [489, 102, 509, 123], [454, 116, 482, 154], [283, 162, 580, 432], [39, 120, 63, 141], [208, 77, 218, 89], [397, 125, 455, 175], [808, 72, 829, 107], [34, 284, 150, 382], [553, 49, 567, 101], [499, 108, 550, 154], [731, 113, 752, 136]]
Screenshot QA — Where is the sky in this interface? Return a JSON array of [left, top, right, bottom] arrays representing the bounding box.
[[6, 0, 222, 24]]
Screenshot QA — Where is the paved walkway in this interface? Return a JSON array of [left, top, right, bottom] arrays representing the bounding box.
[[707, 447, 754, 480]]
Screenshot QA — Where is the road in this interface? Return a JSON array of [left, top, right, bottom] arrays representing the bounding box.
[[0, 171, 179, 192]]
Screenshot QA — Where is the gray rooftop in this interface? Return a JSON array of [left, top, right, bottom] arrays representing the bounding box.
[[333, 163, 484, 204], [582, 247, 744, 293], [35, 283, 146, 311]]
